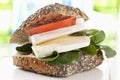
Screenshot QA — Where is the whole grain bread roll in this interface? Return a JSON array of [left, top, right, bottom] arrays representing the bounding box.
[[13, 50, 103, 77], [10, 3, 88, 44]]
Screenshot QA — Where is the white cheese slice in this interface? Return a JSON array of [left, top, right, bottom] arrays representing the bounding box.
[[32, 36, 90, 58], [30, 18, 86, 45]]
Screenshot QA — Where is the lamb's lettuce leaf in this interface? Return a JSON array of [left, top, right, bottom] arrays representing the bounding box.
[[100, 45, 116, 58], [38, 51, 59, 61], [16, 43, 32, 55], [90, 30, 105, 44], [80, 45, 97, 55], [85, 29, 99, 36], [49, 51, 79, 66]]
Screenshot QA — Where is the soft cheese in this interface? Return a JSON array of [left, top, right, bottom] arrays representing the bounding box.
[[32, 36, 90, 58]]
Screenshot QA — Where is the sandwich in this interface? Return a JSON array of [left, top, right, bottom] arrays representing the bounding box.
[[10, 3, 116, 77]]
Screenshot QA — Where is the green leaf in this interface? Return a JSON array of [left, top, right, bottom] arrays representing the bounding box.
[[38, 51, 59, 61], [31, 52, 35, 56], [49, 51, 79, 66], [81, 45, 97, 55], [90, 30, 105, 44], [69, 31, 86, 36], [85, 29, 99, 36], [16, 43, 32, 55], [100, 45, 116, 58]]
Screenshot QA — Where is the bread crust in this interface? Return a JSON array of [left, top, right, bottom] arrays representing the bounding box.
[[13, 51, 103, 77], [10, 3, 89, 44]]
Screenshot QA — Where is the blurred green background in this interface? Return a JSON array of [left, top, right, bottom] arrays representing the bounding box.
[[0, 0, 119, 48], [94, 0, 119, 14], [0, 0, 12, 44]]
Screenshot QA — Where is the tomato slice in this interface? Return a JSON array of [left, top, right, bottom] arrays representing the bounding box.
[[27, 17, 76, 36]]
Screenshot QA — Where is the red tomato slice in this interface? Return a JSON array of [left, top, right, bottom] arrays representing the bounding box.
[[27, 17, 76, 36]]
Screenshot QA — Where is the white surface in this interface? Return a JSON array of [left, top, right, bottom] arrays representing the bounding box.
[[0, 57, 109, 80]]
